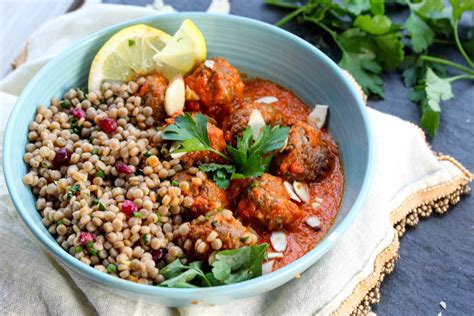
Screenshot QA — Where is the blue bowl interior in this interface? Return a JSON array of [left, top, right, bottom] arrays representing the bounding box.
[[3, 13, 373, 306]]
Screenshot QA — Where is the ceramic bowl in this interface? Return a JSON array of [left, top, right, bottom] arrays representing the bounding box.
[[3, 13, 374, 306]]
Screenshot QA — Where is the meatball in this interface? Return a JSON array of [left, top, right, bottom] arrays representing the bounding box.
[[223, 101, 287, 143], [185, 57, 245, 122], [138, 73, 168, 122], [237, 173, 303, 231], [184, 209, 258, 259], [179, 122, 227, 166], [272, 121, 334, 182], [172, 172, 230, 216]]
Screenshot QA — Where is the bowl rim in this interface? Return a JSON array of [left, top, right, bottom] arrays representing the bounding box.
[[3, 12, 374, 298]]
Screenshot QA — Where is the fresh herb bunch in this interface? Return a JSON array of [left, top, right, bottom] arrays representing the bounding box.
[[159, 244, 268, 287], [266, 0, 474, 137], [163, 113, 289, 188]]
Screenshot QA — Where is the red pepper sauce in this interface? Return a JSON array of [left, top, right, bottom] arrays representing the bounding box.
[[239, 79, 344, 270]]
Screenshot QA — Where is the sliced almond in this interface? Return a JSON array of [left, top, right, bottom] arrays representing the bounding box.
[[284, 181, 301, 202], [279, 135, 288, 153], [267, 252, 284, 259], [308, 104, 329, 129], [270, 231, 287, 252], [305, 215, 321, 230], [164, 75, 185, 116], [255, 96, 278, 104], [170, 142, 186, 159], [262, 260, 274, 275], [204, 59, 215, 69], [293, 181, 310, 203], [248, 109, 266, 140], [185, 85, 199, 101], [311, 202, 321, 210]]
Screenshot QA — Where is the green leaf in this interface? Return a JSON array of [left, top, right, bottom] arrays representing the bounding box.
[[449, 0, 474, 23], [160, 269, 202, 288], [425, 67, 453, 112], [211, 244, 268, 284], [370, 0, 384, 15], [160, 259, 189, 279], [339, 50, 384, 97], [354, 15, 391, 35], [344, 0, 370, 15], [163, 113, 210, 145], [372, 33, 405, 70], [252, 125, 290, 155], [420, 101, 440, 137], [405, 12, 434, 52], [199, 163, 236, 189]]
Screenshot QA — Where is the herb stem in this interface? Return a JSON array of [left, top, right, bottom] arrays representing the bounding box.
[[209, 148, 229, 160], [420, 55, 474, 76], [453, 24, 474, 68], [275, 5, 307, 27], [448, 74, 474, 82], [265, 0, 301, 9], [304, 17, 342, 50]]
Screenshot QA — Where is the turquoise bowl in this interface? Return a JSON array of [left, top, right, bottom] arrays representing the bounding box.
[[3, 13, 374, 306]]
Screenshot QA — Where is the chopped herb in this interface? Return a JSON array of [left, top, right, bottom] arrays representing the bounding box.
[[240, 236, 249, 243], [98, 202, 106, 211], [86, 241, 93, 249], [91, 148, 99, 155], [211, 220, 219, 228], [205, 212, 213, 219], [41, 162, 49, 169], [95, 169, 105, 179], [107, 263, 117, 273], [143, 151, 152, 158], [89, 248, 98, 256], [59, 100, 71, 109], [91, 199, 100, 206], [142, 234, 150, 245], [66, 184, 81, 200], [75, 246, 84, 253], [128, 39, 135, 46], [133, 212, 142, 218], [155, 212, 161, 223], [171, 180, 179, 187], [57, 219, 64, 225]]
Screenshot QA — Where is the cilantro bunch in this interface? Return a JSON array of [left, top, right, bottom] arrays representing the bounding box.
[[266, 0, 474, 137]]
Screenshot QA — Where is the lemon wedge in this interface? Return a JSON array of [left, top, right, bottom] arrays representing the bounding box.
[[153, 19, 207, 80], [88, 24, 172, 92]]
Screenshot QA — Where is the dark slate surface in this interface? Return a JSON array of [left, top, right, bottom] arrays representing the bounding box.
[[105, 0, 474, 314]]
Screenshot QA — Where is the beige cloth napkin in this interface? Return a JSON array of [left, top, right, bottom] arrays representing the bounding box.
[[0, 4, 471, 316]]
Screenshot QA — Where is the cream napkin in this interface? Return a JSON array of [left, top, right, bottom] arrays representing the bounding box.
[[0, 4, 471, 316]]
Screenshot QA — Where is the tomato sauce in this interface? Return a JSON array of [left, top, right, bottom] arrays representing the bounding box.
[[241, 79, 344, 270]]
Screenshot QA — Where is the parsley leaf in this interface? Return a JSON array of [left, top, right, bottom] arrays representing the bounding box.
[[354, 15, 391, 35], [159, 244, 269, 287], [227, 126, 289, 179], [163, 113, 227, 159], [199, 164, 236, 189], [211, 244, 268, 284], [425, 67, 454, 113], [344, 0, 370, 15]]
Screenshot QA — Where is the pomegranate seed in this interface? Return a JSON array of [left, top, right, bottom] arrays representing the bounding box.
[[151, 248, 167, 264], [70, 107, 86, 119], [99, 117, 117, 134], [79, 232, 95, 247], [116, 162, 132, 174], [121, 200, 138, 217], [52, 148, 71, 168]]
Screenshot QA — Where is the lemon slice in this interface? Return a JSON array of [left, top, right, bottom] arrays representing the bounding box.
[[88, 24, 172, 92], [153, 19, 207, 80]]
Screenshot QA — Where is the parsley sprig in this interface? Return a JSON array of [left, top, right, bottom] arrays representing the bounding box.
[[266, 0, 474, 137], [162, 113, 227, 159], [163, 113, 289, 189]]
